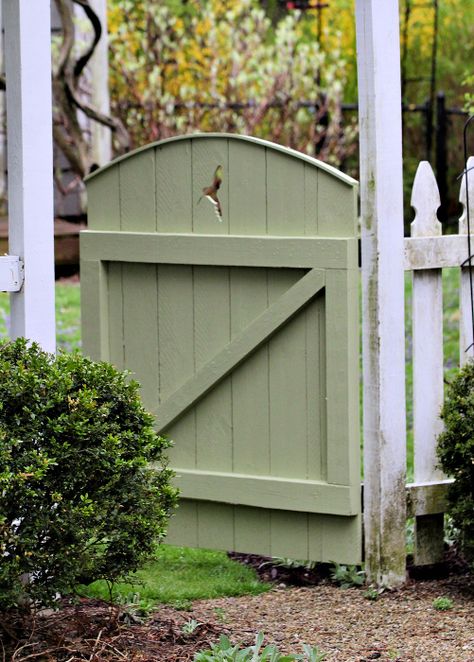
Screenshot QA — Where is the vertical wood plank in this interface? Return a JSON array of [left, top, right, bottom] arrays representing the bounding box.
[[266, 150, 306, 236], [194, 266, 233, 472], [228, 141, 267, 235], [304, 164, 318, 236], [230, 267, 270, 475], [119, 148, 159, 410], [158, 265, 196, 468], [459, 156, 474, 364], [321, 514, 362, 563], [165, 501, 199, 548], [410, 162, 445, 565], [411, 164, 444, 484], [325, 269, 359, 487], [122, 264, 159, 413], [80, 260, 109, 362], [305, 297, 326, 481], [196, 503, 235, 551], [107, 262, 124, 370], [317, 171, 357, 237], [158, 265, 195, 399], [87, 168, 121, 231], [234, 507, 271, 556], [270, 511, 309, 559], [156, 141, 192, 233], [356, 0, 407, 586], [119, 151, 156, 232], [268, 270, 307, 479]]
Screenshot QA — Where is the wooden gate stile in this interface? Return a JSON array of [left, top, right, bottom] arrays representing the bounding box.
[[81, 134, 361, 563]]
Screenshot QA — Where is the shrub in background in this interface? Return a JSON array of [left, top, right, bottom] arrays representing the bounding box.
[[437, 360, 474, 563], [108, 0, 356, 166], [0, 338, 178, 609]]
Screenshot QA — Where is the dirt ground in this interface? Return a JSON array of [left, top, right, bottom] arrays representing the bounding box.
[[2, 561, 473, 662]]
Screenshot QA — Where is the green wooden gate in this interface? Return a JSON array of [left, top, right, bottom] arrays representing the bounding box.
[[81, 134, 361, 563]]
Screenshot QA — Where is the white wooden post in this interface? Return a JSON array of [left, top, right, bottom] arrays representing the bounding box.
[[0, 3, 7, 215], [410, 162, 445, 565], [3, 0, 56, 352], [356, 0, 407, 586], [89, 0, 112, 167], [459, 156, 474, 365]]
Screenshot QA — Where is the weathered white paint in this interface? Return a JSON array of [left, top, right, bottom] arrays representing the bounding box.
[[356, 0, 407, 586], [404, 234, 474, 270], [3, 0, 56, 352], [411, 162, 444, 483], [406, 479, 453, 518], [459, 156, 474, 365], [410, 162, 445, 565], [89, 0, 112, 167]]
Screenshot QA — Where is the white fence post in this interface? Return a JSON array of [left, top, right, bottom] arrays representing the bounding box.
[[356, 0, 407, 586], [410, 161, 445, 565], [3, 0, 56, 352], [459, 156, 474, 365]]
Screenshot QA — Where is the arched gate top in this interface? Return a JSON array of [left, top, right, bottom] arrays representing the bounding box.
[[86, 133, 358, 237]]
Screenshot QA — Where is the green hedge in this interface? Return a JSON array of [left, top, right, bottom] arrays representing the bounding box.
[[0, 338, 178, 609]]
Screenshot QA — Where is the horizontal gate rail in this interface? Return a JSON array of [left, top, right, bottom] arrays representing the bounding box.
[[81, 231, 358, 270], [171, 468, 360, 516]]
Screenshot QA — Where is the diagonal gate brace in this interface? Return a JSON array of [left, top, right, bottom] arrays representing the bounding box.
[[155, 267, 325, 432]]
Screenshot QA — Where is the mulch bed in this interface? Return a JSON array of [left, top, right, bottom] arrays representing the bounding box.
[[1, 553, 473, 662]]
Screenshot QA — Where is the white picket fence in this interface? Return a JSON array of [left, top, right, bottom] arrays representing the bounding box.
[[404, 155, 474, 565]]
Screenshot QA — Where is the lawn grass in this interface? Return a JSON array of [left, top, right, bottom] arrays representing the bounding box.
[[80, 544, 270, 608], [0, 283, 81, 351]]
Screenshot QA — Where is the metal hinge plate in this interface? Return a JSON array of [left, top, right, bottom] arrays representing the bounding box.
[[0, 255, 24, 292]]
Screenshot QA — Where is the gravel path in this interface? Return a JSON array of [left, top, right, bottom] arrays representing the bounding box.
[[189, 574, 474, 661], [3, 573, 473, 660]]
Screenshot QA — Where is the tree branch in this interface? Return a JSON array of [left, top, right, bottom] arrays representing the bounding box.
[[72, 0, 102, 80], [53, 0, 130, 180]]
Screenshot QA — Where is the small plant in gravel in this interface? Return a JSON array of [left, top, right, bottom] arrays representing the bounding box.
[[213, 607, 227, 623], [260, 558, 317, 572], [194, 632, 327, 661], [182, 618, 202, 635], [0, 338, 178, 610], [117, 592, 155, 624], [363, 587, 380, 601], [330, 563, 365, 588], [437, 360, 474, 563], [432, 596, 454, 611]]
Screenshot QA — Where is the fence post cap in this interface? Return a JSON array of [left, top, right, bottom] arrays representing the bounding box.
[[411, 161, 441, 237]]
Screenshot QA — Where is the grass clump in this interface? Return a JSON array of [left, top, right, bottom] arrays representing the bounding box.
[[432, 596, 454, 611], [81, 545, 270, 607]]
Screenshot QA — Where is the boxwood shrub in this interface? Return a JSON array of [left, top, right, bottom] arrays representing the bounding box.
[[437, 360, 474, 563], [0, 338, 178, 609]]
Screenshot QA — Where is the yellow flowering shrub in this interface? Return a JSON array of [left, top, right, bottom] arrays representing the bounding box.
[[107, 0, 357, 165]]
